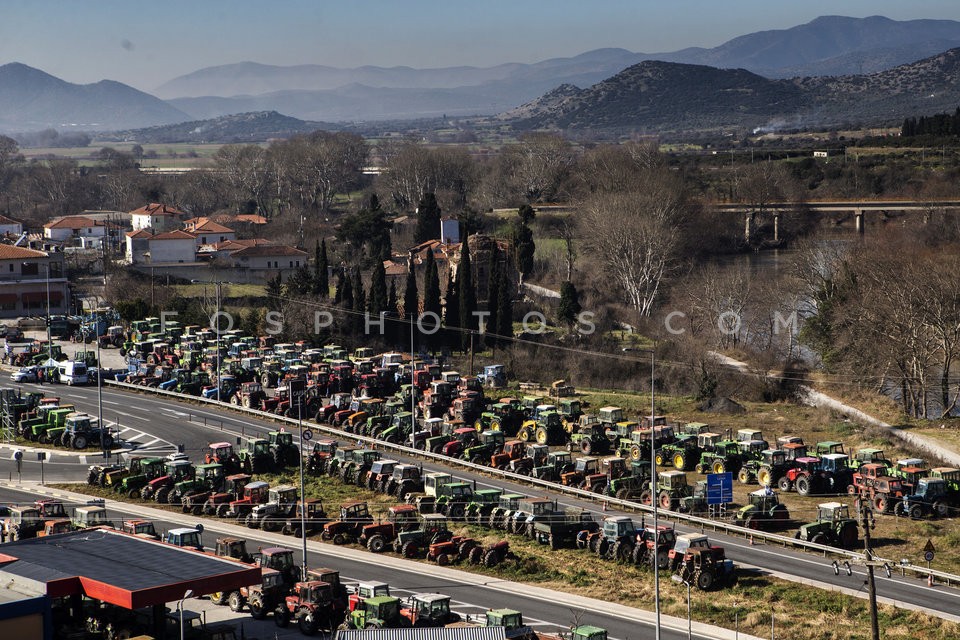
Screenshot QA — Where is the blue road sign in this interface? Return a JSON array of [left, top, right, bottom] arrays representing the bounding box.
[[302, 429, 314, 442], [706, 472, 734, 505]]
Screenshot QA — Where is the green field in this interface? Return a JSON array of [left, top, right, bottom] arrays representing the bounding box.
[[18, 142, 227, 168]]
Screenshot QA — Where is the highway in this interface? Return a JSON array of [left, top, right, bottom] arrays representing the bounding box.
[[3, 381, 959, 624], [0, 483, 753, 640]]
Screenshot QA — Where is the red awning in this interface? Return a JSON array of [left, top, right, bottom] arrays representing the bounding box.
[[0, 294, 17, 303], [20, 292, 45, 303]]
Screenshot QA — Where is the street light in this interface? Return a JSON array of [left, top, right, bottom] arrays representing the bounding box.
[[647, 347, 660, 640], [177, 588, 194, 640], [95, 306, 105, 459], [670, 573, 693, 640]]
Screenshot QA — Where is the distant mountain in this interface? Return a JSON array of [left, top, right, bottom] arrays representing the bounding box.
[[501, 62, 803, 133], [154, 16, 960, 124], [0, 63, 189, 132], [102, 111, 336, 144], [502, 47, 960, 134]]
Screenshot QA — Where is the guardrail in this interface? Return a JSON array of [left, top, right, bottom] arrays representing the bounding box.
[[103, 379, 958, 587]]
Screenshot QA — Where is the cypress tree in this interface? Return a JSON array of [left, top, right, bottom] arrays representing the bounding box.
[[414, 192, 442, 245], [315, 239, 329, 298], [352, 268, 366, 336], [485, 249, 500, 347], [388, 279, 398, 314], [339, 272, 353, 311], [369, 260, 388, 316], [444, 268, 460, 351], [458, 235, 476, 350], [423, 250, 442, 319], [557, 280, 582, 330], [496, 265, 513, 342], [403, 264, 419, 319]]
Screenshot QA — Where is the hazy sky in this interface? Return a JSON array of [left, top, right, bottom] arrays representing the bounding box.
[[3, 0, 960, 91]]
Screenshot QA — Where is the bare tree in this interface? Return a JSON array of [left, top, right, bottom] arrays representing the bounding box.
[[214, 144, 272, 214], [377, 141, 474, 212], [502, 133, 574, 203]]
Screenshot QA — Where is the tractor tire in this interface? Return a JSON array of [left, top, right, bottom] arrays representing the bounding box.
[[274, 605, 290, 628], [216, 504, 229, 518], [449, 504, 465, 521], [673, 453, 686, 470], [696, 569, 715, 590], [810, 533, 828, 546], [695, 463, 705, 474], [228, 591, 244, 612], [659, 491, 675, 511], [210, 592, 227, 606], [795, 476, 812, 497], [909, 504, 924, 519], [934, 501, 949, 518], [613, 541, 634, 563], [757, 468, 773, 487], [140, 487, 153, 500], [711, 460, 726, 475], [630, 445, 642, 461], [333, 533, 346, 545], [535, 427, 548, 445], [483, 549, 502, 568], [580, 439, 592, 455], [516, 427, 531, 442], [127, 488, 140, 499], [154, 487, 170, 504], [655, 452, 665, 466], [458, 540, 477, 560], [436, 553, 450, 566], [87, 469, 98, 485], [168, 490, 181, 505], [468, 546, 484, 564], [874, 495, 890, 513], [744, 515, 759, 530], [778, 476, 792, 492], [249, 597, 267, 619], [299, 611, 319, 636], [367, 535, 387, 553], [639, 490, 653, 506], [401, 541, 419, 558], [616, 488, 631, 500], [72, 435, 88, 450], [738, 468, 752, 484]]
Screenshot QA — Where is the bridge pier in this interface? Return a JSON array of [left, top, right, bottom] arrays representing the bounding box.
[[773, 213, 779, 243], [744, 213, 752, 244], [855, 209, 864, 235]]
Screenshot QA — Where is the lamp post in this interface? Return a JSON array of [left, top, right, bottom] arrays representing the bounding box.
[[177, 588, 194, 640], [96, 307, 105, 459], [649, 347, 660, 640], [215, 282, 222, 403]]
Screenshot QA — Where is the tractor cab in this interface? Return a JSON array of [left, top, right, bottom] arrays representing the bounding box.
[[164, 526, 203, 550], [817, 502, 851, 524], [571, 626, 608, 640], [350, 581, 391, 610], [122, 519, 160, 540], [35, 499, 67, 519], [815, 441, 846, 457], [215, 537, 251, 562], [72, 505, 112, 530]]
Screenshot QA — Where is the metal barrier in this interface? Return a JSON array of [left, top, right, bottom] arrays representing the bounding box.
[[103, 379, 957, 586]]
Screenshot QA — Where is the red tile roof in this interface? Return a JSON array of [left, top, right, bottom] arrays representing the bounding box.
[[0, 215, 21, 226], [125, 229, 153, 239], [190, 219, 234, 234], [129, 203, 186, 217], [212, 238, 275, 251], [0, 245, 47, 259], [149, 230, 196, 241], [44, 216, 100, 230]]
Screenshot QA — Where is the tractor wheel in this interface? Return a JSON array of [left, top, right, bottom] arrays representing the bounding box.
[[711, 460, 726, 474], [535, 427, 548, 445], [468, 546, 484, 564], [659, 491, 675, 511], [847, 484, 858, 496], [592, 483, 607, 495], [168, 490, 182, 505], [695, 463, 705, 474], [154, 487, 170, 504], [673, 453, 686, 470], [210, 591, 227, 606], [449, 504, 465, 521], [436, 553, 450, 566], [458, 540, 477, 560], [299, 611, 319, 636], [810, 533, 828, 546], [639, 490, 652, 506], [274, 605, 290, 628], [795, 476, 811, 497], [580, 439, 592, 455], [332, 533, 346, 545], [655, 452, 665, 466], [696, 569, 715, 590], [484, 549, 502, 568], [516, 427, 531, 442], [228, 591, 244, 612], [249, 597, 266, 620], [367, 535, 386, 553], [72, 435, 88, 450], [738, 468, 752, 484], [744, 515, 759, 530], [616, 488, 630, 500], [777, 476, 792, 492], [934, 501, 949, 518], [216, 504, 229, 518], [757, 468, 772, 486], [127, 488, 140, 499], [613, 541, 634, 563], [140, 487, 152, 500], [630, 445, 642, 461], [87, 469, 98, 485], [909, 504, 924, 519], [874, 495, 890, 513]]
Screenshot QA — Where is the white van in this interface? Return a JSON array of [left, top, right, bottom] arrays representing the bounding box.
[[58, 360, 89, 386]]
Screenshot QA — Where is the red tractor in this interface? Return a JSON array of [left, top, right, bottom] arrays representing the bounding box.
[[274, 580, 340, 635], [426, 535, 480, 566], [203, 473, 251, 517], [205, 442, 241, 474], [490, 440, 527, 470], [358, 505, 421, 553], [223, 480, 270, 521], [321, 501, 374, 545], [306, 439, 338, 475]]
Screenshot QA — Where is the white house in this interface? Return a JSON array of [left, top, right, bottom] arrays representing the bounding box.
[[125, 229, 153, 264], [0, 215, 24, 237], [0, 245, 69, 318], [130, 203, 188, 232], [230, 244, 307, 271], [147, 230, 197, 263], [43, 216, 105, 243], [183, 218, 236, 247]]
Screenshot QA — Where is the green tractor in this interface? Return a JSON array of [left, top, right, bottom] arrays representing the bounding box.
[[115, 457, 166, 498], [268, 431, 299, 468], [474, 401, 525, 436], [532, 449, 574, 481], [340, 449, 382, 486], [516, 405, 566, 445], [341, 595, 405, 630], [394, 513, 453, 558], [569, 422, 612, 456], [695, 433, 743, 475], [642, 470, 695, 510], [462, 430, 505, 464], [378, 411, 413, 444], [463, 488, 503, 525], [170, 462, 226, 508], [734, 489, 790, 530], [795, 502, 859, 550], [239, 438, 273, 474], [657, 433, 702, 472], [435, 482, 474, 520]]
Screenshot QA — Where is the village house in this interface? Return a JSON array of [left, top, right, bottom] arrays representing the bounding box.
[[0, 245, 69, 318], [43, 216, 105, 243], [130, 203, 189, 232]]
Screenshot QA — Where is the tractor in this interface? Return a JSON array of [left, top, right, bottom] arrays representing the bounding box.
[[754, 449, 790, 488], [365, 459, 400, 492], [463, 488, 504, 525], [306, 439, 338, 475], [850, 448, 891, 471], [850, 475, 906, 514], [274, 580, 341, 635], [778, 457, 823, 496], [508, 498, 560, 537], [586, 515, 641, 562], [474, 401, 524, 435], [674, 547, 737, 590], [667, 533, 713, 572], [247, 485, 299, 531], [560, 456, 600, 488], [534, 508, 599, 549], [340, 595, 406, 630], [377, 411, 413, 444], [2, 507, 41, 541], [643, 470, 695, 510], [223, 480, 270, 521], [434, 481, 474, 520], [340, 449, 381, 486], [204, 442, 241, 474], [393, 513, 452, 557], [120, 519, 160, 540], [487, 494, 525, 530], [140, 459, 195, 503], [176, 462, 227, 512], [114, 457, 166, 499], [795, 502, 859, 549], [385, 464, 423, 499], [735, 440, 770, 484], [401, 593, 461, 627], [490, 439, 528, 470], [455, 428, 500, 462], [657, 434, 702, 472], [230, 381, 267, 409], [203, 473, 252, 517], [238, 438, 273, 474], [694, 433, 743, 475], [818, 453, 855, 493], [899, 477, 953, 518], [322, 501, 374, 545], [734, 489, 790, 530], [59, 413, 113, 450], [245, 569, 287, 620], [517, 405, 566, 445], [532, 449, 574, 481], [632, 525, 677, 570], [268, 430, 299, 468], [327, 446, 358, 478], [569, 422, 613, 456], [282, 498, 328, 537], [358, 504, 421, 552], [163, 526, 204, 550]]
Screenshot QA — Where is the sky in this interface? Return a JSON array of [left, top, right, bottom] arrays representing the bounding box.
[[3, 0, 960, 91]]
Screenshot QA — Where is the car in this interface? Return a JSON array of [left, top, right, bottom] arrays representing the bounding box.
[[11, 366, 38, 383]]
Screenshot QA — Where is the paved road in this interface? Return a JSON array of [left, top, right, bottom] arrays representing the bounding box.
[[4, 381, 959, 623], [0, 483, 755, 640]]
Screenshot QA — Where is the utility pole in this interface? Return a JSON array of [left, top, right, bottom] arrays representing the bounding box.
[[650, 347, 660, 640], [860, 501, 880, 640]]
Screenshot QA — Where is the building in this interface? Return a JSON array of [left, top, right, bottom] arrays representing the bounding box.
[[182, 218, 236, 247], [230, 243, 307, 271], [146, 230, 197, 264], [129, 203, 189, 232], [125, 229, 153, 263], [43, 216, 105, 243], [0, 245, 69, 318], [0, 215, 24, 237]]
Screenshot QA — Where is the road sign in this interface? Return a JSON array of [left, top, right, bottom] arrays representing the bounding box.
[[302, 429, 314, 442], [706, 472, 734, 505], [925, 550, 935, 562], [924, 539, 936, 553]]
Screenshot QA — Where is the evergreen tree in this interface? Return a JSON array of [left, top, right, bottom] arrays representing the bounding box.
[[444, 268, 460, 351], [266, 274, 283, 311], [414, 192, 442, 245], [333, 269, 344, 304], [557, 280, 582, 330], [496, 265, 513, 342], [403, 265, 419, 319], [485, 250, 500, 347], [386, 278, 399, 344], [513, 221, 535, 282], [423, 250, 442, 319], [339, 272, 353, 312], [388, 279, 398, 314], [352, 268, 366, 336], [458, 235, 477, 350], [369, 260, 388, 316], [315, 239, 329, 298]]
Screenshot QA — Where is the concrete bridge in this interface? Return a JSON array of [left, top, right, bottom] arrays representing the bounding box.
[[712, 199, 960, 242]]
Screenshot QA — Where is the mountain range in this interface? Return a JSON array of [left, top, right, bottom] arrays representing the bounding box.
[[3, 15, 960, 135]]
